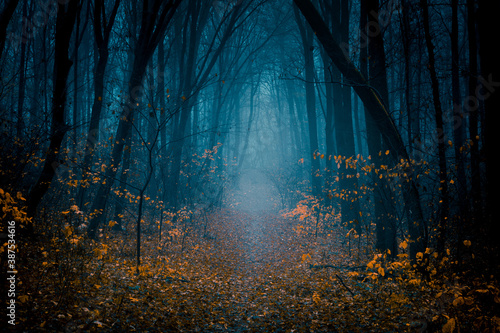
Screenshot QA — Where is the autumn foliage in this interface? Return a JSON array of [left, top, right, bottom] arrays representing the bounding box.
[[1, 185, 498, 332]]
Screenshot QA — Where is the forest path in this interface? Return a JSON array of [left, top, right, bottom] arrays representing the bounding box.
[[207, 169, 316, 332], [213, 208, 300, 332]]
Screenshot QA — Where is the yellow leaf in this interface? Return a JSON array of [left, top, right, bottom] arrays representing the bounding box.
[[312, 292, 321, 304], [400, 240, 408, 250], [378, 266, 385, 277], [301, 253, 312, 263], [385, 150, 390, 155], [109, 221, 117, 227], [453, 296, 464, 307], [442, 317, 456, 333], [63, 225, 73, 237], [463, 240, 471, 247], [18, 295, 28, 303]]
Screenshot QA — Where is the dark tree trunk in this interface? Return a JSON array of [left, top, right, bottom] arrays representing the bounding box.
[[16, 0, 27, 139], [26, 0, 79, 229], [420, 0, 449, 254], [336, 0, 361, 231], [477, 0, 500, 270], [451, 0, 468, 219], [466, 0, 482, 222], [294, 5, 321, 197], [362, 0, 397, 256], [0, 0, 19, 60]]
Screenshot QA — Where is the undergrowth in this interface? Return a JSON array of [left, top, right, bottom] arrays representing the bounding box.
[[1, 189, 499, 332]]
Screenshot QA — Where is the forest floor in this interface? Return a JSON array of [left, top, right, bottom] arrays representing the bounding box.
[[10, 171, 500, 332]]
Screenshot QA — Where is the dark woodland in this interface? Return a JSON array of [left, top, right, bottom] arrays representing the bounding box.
[[0, 0, 499, 331]]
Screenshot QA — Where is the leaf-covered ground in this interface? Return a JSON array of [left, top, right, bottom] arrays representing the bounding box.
[[7, 173, 500, 332], [14, 205, 499, 332]]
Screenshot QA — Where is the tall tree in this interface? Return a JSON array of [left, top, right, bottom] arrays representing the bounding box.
[[293, 4, 321, 197], [420, 0, 448, 254], [15, 0, 27, 138], [477, 0, 500, 270], [26, 0, 80, 229], [466, 0, 482, 223], [363, 0, 397, 255]]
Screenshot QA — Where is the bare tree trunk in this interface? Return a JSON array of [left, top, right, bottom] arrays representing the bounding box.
[[451, 0, 467, 211], [420, 0, 448, 254], [294, 5, 321, 197], [363, 0, 398, 256], [16, 0, 27, 139], [26, 0, 79, 231]]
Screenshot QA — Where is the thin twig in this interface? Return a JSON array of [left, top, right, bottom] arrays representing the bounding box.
[[335, 273, 355, 297]]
